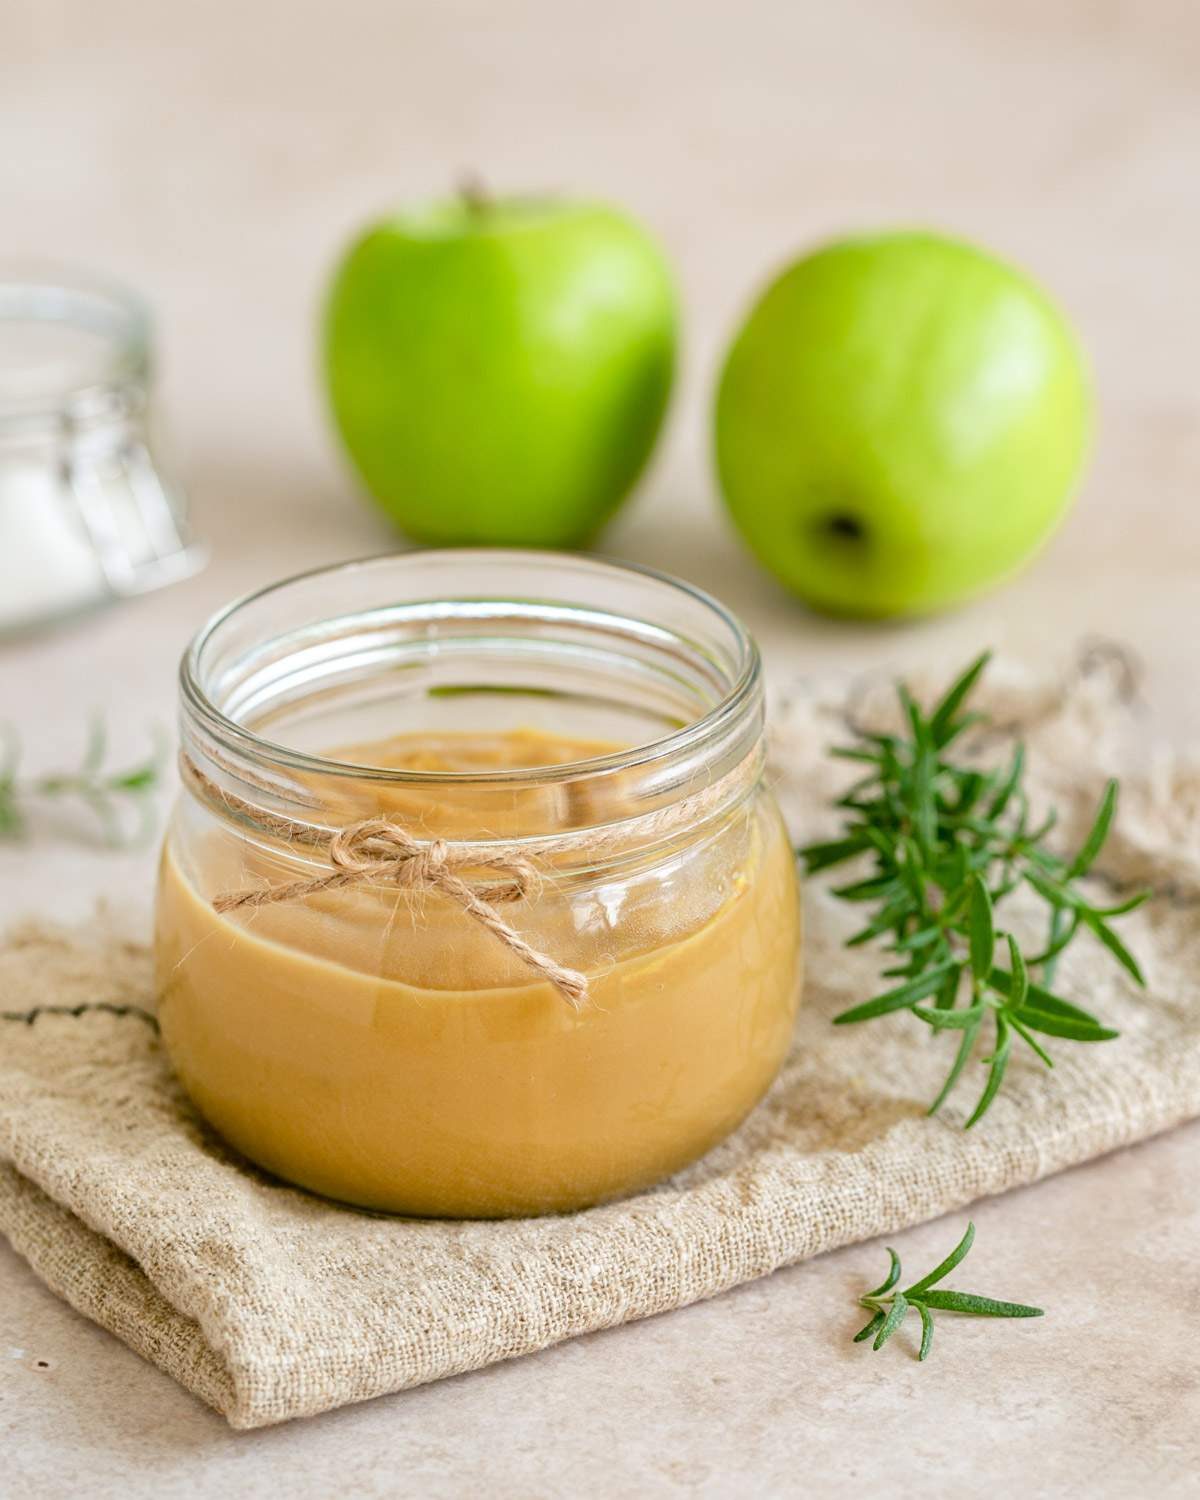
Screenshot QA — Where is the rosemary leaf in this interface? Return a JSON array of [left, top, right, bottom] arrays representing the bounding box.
[[926, 1021, 981, 1116], [919, 1290, 1043, 1318], [873, 1292, 909, 1350], [832, 960, 961, 1025], [917, 1301, 935, 1361], [1068, 779, 1119, 878], [1013, 1009, 1120, 1043], [1080, 910, 1146, 986], [967, 875, 995, 981], [903, 1221, 975, 1295], [1006, 934, 1029, 1010], [929, 650, 992, 746], [853, 1310, 886, 1344], [964, 1014, 1012, 1129], [864, 1247, 903, 1299]]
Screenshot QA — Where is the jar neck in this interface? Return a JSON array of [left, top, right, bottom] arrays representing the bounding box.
[[0, 267, 151, 443], [178, 552, 764, 869]]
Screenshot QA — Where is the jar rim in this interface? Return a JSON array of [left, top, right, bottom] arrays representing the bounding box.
[[0, 263, 151, 419], [181, 549, 762, 788]]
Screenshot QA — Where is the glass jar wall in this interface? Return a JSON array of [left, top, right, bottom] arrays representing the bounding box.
[[0, 266, 202, 634], [155, 552, 802, 1217]]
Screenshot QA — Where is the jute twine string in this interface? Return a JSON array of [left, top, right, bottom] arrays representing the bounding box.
[[178, 749, 760, 1008]]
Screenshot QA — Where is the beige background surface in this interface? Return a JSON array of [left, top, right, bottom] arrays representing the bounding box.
[[1, 1, 1198, 1494]]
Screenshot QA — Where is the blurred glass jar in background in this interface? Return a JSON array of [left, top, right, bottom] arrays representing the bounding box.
[[0, 266, 203, 635]]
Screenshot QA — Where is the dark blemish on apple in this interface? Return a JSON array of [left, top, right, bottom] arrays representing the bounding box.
[[814, 512, 868, 545]]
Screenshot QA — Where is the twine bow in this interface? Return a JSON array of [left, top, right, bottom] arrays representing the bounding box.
[[180, 748, 758, 1011], [212, 814, 589, 1007]]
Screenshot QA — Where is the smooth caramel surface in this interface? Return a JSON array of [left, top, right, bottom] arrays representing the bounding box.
[[155, 729, 802, 1217]]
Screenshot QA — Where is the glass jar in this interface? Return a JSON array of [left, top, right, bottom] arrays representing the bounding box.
[[156, 552, 802, 1217], [0, 265, 203, 635]]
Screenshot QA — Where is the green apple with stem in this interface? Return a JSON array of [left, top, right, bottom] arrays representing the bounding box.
[[323, 186, 677, 547], [714, 231, 1091, 617]]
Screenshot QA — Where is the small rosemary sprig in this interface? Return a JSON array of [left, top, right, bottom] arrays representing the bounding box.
[[0, 719, 164, 848], [854, 1222, 1042, 1361], [801, 651, 1148, 1127]]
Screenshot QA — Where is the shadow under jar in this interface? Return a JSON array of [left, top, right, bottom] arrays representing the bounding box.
[[155, 552, 802, 1217]]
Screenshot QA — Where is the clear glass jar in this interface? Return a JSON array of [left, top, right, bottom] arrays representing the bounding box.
[[156, 552, 802, 1217], [0, 265, 203, 635]]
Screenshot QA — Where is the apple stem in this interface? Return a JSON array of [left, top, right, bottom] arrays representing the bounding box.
[[458, 172, 492, 218]]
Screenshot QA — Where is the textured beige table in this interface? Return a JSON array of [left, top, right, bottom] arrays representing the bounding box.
[[2, 2, 1198, 1494]]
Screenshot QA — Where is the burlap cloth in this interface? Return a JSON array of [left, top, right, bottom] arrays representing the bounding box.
[[1, 650, 1197, 1429]]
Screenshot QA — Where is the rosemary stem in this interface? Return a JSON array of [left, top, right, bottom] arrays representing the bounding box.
[[801, 651, 1146, 1126]]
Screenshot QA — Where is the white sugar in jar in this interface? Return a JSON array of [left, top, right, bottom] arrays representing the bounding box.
[[0, 268, 203, 634]]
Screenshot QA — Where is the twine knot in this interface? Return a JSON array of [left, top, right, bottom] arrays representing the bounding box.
[[326, 817, 538, 906], [210, 809, 587, 1007], [182, 747, 758, 1012]]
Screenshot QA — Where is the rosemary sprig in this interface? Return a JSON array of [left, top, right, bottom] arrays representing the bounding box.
[[0, 719, 164, 848], [853, 1222, 1043, 1361], [801, 651, 1148, 1127]]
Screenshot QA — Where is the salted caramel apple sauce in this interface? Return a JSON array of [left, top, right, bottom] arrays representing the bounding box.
[[156, 727, 801, 1218]]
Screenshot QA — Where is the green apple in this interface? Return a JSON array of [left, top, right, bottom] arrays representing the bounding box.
[[714, 231, 1091, 617], [323, 193, 676, 546]]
